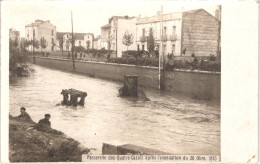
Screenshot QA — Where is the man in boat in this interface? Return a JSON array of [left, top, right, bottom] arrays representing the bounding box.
[[35, 114, 51, 131], [17, 107, 33, 122]]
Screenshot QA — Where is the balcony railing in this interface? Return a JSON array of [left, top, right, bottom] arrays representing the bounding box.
[[169, 34, 177, 41], [161, 35, 168, 41], [140, 36, 146, 42]]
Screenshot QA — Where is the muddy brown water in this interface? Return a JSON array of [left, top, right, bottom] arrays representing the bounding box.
[[9, 65, 220, 155]]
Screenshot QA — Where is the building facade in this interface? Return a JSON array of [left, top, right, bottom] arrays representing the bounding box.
[[101, 16, 136, 57], [136, 11, 182, 56], [93, 35, 102, 50], [56, 32, 94, 51], [136, 9, 220, 56], [181, 9, 220, 56], [25, 20, 57, 52]]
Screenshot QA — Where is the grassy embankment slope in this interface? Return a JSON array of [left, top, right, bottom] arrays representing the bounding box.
[[9, 115, 89, 162]]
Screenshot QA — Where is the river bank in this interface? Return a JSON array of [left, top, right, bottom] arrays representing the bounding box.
[[29, 57, 220, 101], [9, 115, 89, 162]]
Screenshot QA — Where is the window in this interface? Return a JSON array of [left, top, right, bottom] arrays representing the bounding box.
[[52, 30, 54, 36], [163, 27, 167, 35], [172, 26, 176, 35], [67, 34, 69, 38], [172, 44, 175, 54], [79, 41, 81, 46], [163, 45, 166, 55], [33, 29, 35, 36], [142, 28, 145, 37], [142, 45, 144, 51], [137, 45, 140, 51]]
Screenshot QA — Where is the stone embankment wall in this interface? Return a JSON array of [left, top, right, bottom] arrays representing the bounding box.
[[30, 57, 220, 100]]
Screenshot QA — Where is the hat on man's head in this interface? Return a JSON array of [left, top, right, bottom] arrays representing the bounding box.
[[44, 114, 51, 117], [20, 107, 26, 111]]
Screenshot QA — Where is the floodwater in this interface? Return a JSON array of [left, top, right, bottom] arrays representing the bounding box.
[[9, 65, 220, 155]]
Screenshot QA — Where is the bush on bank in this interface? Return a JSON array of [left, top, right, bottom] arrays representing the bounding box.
[[166, 59, 221, 72], [9, 49, 35, 81], [84, 48, 114, 55], [109, 57, 220, 72], [109, 57, 160, 67]]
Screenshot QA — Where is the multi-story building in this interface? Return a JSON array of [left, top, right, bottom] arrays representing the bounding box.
[[56, 32, 94, 51], [9, 29, 21, 49], [93, 35, 101, 50], [25, 20, 57, 52], [101, 16, 136, 57], [136, 8, 220, 56], [84, 33, 94, 49]]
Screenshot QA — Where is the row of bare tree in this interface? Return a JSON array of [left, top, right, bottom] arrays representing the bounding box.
[[22, 37, 50, 55]]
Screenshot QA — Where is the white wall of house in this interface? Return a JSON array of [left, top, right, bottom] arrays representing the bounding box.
[[62, 33, 72, 51], [75, 39, 84, 47], [83, 34, 94, 49], [100, 16, 136, 57], [116, 17, 136, 57], [25, 20, 56, 52], [101, 27, 110, 49], [136, 12, 182, 56], [93, 37, 102, 50]]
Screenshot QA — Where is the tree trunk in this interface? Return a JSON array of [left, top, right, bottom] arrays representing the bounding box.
[[127, 46, 128, 57], [62, 47, 63, 57]]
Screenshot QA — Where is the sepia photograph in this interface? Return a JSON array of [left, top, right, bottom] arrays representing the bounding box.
[[1, 0, 258, 163]]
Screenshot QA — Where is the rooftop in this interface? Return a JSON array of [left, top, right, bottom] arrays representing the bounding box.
[[56, 32, 94, 40], [25, 19, 54, 27], [101, 15, 135, 28], [136, 8, 219, 24], [9, 29, 20, 35], [101, 24, 111, 29], [94, 35, 101, 41]]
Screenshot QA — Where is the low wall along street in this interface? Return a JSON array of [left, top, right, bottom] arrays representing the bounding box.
[[30, 57, 220, 101]]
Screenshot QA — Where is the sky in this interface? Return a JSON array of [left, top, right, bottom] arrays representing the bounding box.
[[4, 1, 219, 38]]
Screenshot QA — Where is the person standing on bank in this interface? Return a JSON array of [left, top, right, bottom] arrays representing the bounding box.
[[17, 107, 33, 122], [35, 114, 51, 131]]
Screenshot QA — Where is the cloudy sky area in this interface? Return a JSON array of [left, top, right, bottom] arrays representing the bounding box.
[[5, 1, 219, 38]]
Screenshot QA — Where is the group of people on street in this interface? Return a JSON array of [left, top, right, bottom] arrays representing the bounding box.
[[17, 107, 51, 132]]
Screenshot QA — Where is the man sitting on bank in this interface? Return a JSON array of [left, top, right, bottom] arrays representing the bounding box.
[[17, 107, 33, 122], [35, 114, 51, 131]]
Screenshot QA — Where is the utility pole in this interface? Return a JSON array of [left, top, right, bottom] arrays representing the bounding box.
[[33, 29, 35, 64], [71, 11, 75, 70], [159, 6, 164, 90]]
